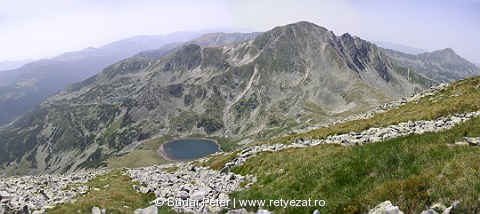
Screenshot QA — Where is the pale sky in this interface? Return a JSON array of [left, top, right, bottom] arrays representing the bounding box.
[[1, 0, 479, 63]]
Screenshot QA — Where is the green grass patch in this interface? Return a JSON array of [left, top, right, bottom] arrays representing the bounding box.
[[107, 136, 173, 169], [107, 150, 172, 169], [163, 166, 179, 173], [196, 151, 239, 170], [45, 170, 156, 214], [229, 116, 480, 213]]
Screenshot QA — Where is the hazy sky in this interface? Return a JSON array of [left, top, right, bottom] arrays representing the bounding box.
[[1, 0, 479, 63]]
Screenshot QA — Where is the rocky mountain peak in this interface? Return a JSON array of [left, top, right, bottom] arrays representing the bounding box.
[[252, 21, 330, 50], [384, 46, 480, 83], [426, 48, 463, 62], [438, 47, 455, 53]]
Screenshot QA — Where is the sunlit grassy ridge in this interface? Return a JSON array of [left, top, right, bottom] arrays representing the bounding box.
[[230, 117, 480, 213]]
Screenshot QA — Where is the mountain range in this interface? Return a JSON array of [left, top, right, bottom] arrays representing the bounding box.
[[0, 21, 444, 176], [0, 30, 225, 126]]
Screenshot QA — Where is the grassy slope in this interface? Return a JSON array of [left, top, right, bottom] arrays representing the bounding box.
[[45, 170, 179, 214], [224, 76, 480, 213], [107, 136, 173, 169], [45, 170, 151, 213], [231, 118, 480, 213]]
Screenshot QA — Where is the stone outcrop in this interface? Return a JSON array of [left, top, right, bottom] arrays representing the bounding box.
[[419, 201, 459, 214], [126, 164, 245, 213], [301, 111, 480, 147], [366, 200, 459, 214], [368, 200, 404, 214], [133, 204, 157, 214], [0, 170, 109, 213], [463, 137, 480, 146]]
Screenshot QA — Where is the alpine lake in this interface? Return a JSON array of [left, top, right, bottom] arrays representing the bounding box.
[[162, 138, 221, 161]]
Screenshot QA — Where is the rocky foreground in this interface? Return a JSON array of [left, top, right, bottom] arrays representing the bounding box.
[[127, 164, 248, 213], [2, 84, 480, 214], [0, 170, 109, 213]]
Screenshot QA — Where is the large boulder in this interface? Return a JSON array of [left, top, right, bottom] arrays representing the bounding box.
[[368, 200, 404, 214]]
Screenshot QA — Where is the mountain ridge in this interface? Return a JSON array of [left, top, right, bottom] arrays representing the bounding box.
[[0, 59, 34, 72], [382, 47, 480, 83], [135, 32, 261, 59]]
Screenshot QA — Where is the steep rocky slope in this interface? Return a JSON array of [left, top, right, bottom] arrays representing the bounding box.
[[0, 21, 436, 177], [383, 48, 480, 83]]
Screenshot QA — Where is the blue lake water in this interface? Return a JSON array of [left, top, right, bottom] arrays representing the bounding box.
[[162, 139, 221, 160]]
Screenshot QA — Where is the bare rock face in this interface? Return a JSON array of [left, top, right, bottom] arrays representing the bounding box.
[[0, 21, 437, 176]]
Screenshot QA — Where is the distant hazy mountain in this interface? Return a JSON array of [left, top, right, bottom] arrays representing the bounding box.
[[476, 63, 480, 68], [383, 48, 480, 83], [0, 31, 214, 126], [0, 21, 437, 176], [135, 32, 261, 59], [0, 59, 34, 72], [374, 41, 427, 55]]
